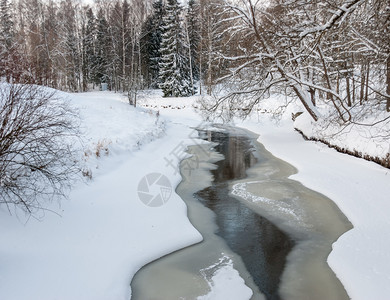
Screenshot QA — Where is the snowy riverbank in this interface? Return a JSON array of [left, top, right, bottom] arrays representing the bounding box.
[[0, 91, 204, 300], [238, 116, 390, 300], [0, 89, 389, 299], [139, 91, 390, 300]]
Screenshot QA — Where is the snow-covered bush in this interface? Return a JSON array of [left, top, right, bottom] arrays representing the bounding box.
[[0, 84, 81, 215]]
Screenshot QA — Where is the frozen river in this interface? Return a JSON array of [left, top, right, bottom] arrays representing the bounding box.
[[131, 126, 352, 300]]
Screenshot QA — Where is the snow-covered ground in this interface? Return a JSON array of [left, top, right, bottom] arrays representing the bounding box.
[[0, 90, 206, 300], [198, 256, 253, 300], [139, 91, 390, 300], [0, 89, 390, 300], [238, 115, 390, 300], [293, 104, 390, 161]]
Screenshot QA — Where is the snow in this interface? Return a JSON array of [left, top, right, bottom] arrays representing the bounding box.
[[70, 91, 166, 176], [294, 107, 390, 159], [231, 181, 301, 222], [0, 90, 203, 300], [197, 256, 253, 300], [237, 97, 390, 300], [1, 88, 390, 300]]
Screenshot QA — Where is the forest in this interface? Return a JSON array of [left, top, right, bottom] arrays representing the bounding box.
[[0, 0, 389, 122], [1, 2, 390, 299]]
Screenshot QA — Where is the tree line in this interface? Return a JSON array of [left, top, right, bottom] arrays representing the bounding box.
[[1, 0, 389, 214], [0, 0, 218, 97], [0, 0, 148, 92], [1, 0, 389, 117], [201, 0, 390, 123]]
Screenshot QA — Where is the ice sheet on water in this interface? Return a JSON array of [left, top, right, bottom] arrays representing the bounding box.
[[197, 255, 255, 300], [231, 180, 311, 238]]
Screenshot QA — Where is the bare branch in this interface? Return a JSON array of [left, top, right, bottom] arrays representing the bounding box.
[[0, 84, 81, 217]]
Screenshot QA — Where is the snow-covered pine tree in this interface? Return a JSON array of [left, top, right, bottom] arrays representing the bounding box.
[[159, 0, 192, 97], [150, 0, 164, 88], [186, 0, 200, 81], [82, 7, 96, 90], [94, 8, 111, 88], [141, 0, 164, 88], [39, 1, 59, 88], [59, 0, 80, 91], [121, 0, 131, 92], [108, 1, 122, 91]]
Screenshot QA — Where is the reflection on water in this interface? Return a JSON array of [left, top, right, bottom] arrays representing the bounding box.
[[206, 131, 256, 181], [131, 126, 352, 300], [195, 130, 293, 300]]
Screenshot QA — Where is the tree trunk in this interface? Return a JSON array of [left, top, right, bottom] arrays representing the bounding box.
[[360, 63, 366, 105], [185, 21, 195, 95], [199, 5, 203, 96], [386, 56, 390, 112], [346, 76, 351, 107], [122, 29, 126, 92], [364, 61, 369, 102], [199, 54, 202, 95], [292, 85, 319, 121], [352, 75, 355, 105], [309, 88, 316, 106], [206, 14, 213, 95], [130, 26, 135, 91]]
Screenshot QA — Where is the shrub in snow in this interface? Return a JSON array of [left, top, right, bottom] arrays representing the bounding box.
[[0, 84, 81, 216]]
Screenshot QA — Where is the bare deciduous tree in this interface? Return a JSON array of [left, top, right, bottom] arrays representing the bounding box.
[[0, 84, 80, 216], [202, 0, 389, 125]]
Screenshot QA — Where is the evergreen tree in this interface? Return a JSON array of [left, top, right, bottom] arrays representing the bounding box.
[[109, 1, 122, 91], [40, 1, 59, 87], [94, 8, 110, 88], [121, 0, 131, 91], [159, 0, 192, 97], [25, 0, 44, 84], [83, 7, 96, 90], [186, 0, 200, 81], [59, 0, 80, 91], [140, 0, 164, 88]]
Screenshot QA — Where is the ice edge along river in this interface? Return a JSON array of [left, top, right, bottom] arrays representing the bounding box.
[[131, 125, 352, 300], [237, 119, 390, 300], [1, 91, 389, 300]]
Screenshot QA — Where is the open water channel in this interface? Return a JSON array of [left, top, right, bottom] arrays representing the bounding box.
[[131, 126, 352, 300]]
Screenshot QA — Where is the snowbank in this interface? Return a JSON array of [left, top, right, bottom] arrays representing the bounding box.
[[70, 91, 166, 176], [198, 256, 253, 300], [0, 90, 202, 300], [293, 102, 390, 164], [2, 88, 390, 300], [238, 98, 390, 300]]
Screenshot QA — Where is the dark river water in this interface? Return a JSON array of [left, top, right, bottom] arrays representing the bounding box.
[[195, 130, 293, 300], [131, 126, 352, 300]]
